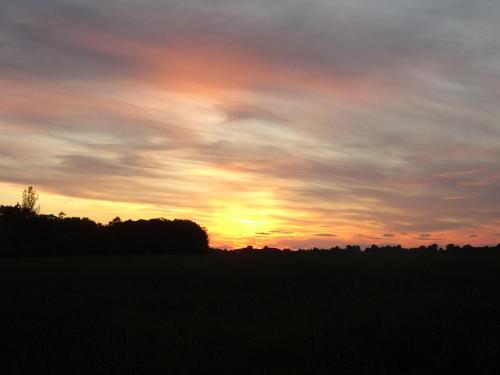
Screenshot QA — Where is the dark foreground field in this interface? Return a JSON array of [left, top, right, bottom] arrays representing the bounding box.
[[1, 254, 499, 374]]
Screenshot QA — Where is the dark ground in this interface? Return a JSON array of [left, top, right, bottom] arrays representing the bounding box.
[[1, 253, 499, 374]]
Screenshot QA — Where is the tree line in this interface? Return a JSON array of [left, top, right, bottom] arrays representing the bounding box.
[[1, 187, 499, 258], [213, 243, 500, 254], [0, 187, 209, 258]]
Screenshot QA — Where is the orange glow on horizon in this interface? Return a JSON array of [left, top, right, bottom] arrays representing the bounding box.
[[1, 182, 498, 250]]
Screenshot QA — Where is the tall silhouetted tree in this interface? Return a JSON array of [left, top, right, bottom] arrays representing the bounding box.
[[21, 186, 39, 215]]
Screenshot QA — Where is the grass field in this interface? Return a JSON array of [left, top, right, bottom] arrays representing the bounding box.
[[1, 253, 499, 374]]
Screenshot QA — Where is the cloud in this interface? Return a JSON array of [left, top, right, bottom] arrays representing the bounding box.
[[357, 235, 384, 240], [218, 103, 287, 124], [410, 233, 444, 241], [314, 233, 337, 237], [270, 230, 296, 235], [4, 0, 499, 93]]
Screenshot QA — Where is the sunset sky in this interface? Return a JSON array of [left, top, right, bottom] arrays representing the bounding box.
[[1, 0, 500, 248]]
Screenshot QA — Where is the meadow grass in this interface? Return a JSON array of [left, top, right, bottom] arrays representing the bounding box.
[[1, 253, 499, 374]]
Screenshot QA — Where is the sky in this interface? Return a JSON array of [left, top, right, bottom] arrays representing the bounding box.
[[1, 0, 500, 248]]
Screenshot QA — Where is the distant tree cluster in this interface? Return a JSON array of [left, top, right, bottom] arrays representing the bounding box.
[[221, 245, 363, 254], [0, 187, 209, 258], [213, 243, 500, 255], [361, 243, 500, 254]]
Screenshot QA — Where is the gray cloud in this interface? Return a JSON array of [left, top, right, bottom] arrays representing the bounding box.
[[3, 0, 500, 85], [218, 103, 287, 124]]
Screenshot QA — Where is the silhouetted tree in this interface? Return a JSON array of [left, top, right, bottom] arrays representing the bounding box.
[[346, 245, 361, 253], [446, 244, 460, 254], [20, 186, 40, 215], [109, 216, 122, 225], [428, 243, 439, 253]]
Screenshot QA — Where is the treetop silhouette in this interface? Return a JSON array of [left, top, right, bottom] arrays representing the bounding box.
[[20, 186, 40, 215]]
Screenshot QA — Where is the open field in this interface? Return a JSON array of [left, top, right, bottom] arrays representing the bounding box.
[[1, 253, 500, 374]]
